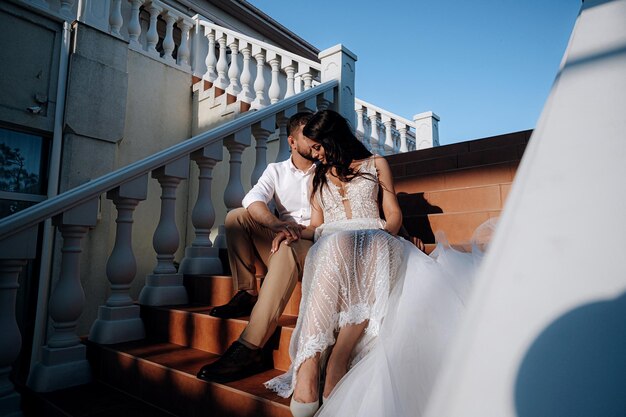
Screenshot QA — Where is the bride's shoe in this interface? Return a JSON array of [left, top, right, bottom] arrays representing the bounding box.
[[290, 349, 329, 417], [290, 397, 319, 417]]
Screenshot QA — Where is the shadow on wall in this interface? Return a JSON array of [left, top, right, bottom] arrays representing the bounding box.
[[515, 292, 626, 417], [396, 192, 442, 244]]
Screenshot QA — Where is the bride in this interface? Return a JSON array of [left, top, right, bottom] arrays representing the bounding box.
[[265, 110, 485, 417]]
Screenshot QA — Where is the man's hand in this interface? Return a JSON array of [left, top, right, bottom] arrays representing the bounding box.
[[269, 220, 305, 242]]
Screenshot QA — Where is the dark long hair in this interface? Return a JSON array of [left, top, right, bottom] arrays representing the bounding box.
[[303, 110, 374, 200]]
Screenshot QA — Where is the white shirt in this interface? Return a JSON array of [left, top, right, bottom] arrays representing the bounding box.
[[242, 158, 316, 226]]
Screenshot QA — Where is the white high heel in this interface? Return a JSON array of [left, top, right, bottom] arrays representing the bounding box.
[[290, 349, 329, 417], [290, 397, 319, 417]]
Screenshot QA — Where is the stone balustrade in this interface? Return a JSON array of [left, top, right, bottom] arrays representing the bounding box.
[[355, 98, 441, 155], [194, 18, 322, 110], [0, 77, 342, 407]]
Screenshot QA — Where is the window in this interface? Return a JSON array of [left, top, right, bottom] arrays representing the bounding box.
[[0, 126, 50, 219]]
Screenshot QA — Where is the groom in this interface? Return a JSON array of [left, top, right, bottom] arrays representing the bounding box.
[[197, 112, 316, 382]]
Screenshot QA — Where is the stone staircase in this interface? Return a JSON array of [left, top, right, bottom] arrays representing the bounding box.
[[20, 130, 530, 417]]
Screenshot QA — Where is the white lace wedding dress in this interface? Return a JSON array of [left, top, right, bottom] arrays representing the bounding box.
[[265, 157, 489, 416]]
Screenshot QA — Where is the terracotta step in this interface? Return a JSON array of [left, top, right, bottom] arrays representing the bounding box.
[[184, 275, 303, 317], [21, 381, 176, 417], [404, 210, 501, 244], [87, 339, 291, 417], [141, 305, 296, 371]]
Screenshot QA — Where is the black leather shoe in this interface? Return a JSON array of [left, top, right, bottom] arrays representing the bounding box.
[[197, 341, 272, 383], [209, 290, 257, 318]]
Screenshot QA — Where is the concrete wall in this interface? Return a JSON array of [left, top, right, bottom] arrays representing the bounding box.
[[58, 24, 194, 335]]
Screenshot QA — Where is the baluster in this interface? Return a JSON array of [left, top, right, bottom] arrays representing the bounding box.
[[267, 51, 281, 104], [145, 3, 162, 57], [393, 130, 400, 153], [301, 69, 313, 90], [367, 109, 380, 154], [89, 176, 148, 344], [0, 259, 27, 416], [382, 116, 395, 155], [162, 12, 177, 63], [282, 58, 295, 99], [377, 120, 386, 155], [177, 19, 192, 68], [139, 157, 189, 306], [223, 128, 252, 211], [251, 46, 268, 109], [59, 0, 75, 19], [237, 40, 255, 104], [127, 0, 144, 49], [355, 106, 366, 146], [275, 110, 294, 162], [396, 122, 409, 153], [0, 227, 37, 414], [214, 31, 229, 90], [203, 28, 217, 84], [251, 117, 276, 186], [225, 35, 242, 98], [317, 88, 334, 111], [109, 0, 123, 36], [28, 200, 98, 392], [180, 142, 224, 275]]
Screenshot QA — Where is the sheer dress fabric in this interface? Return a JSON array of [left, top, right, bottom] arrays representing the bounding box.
[[265, 157, 404, 397], [313, 221, 494, 417]]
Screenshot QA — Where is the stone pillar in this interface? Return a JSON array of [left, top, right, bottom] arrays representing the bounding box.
[[127, 0, 144, 49], [145, 3, 163, 58], [214, 31, 229, 90], [180, 142, 223, 275], [237, 41, 255, 104], [276, 106, 298, 163], [226, 35, 242, 97], [203, 28, 217, 84], [267, 51, 281, 104], [413, 111, 440, 149], [28, 199, 98, 392], [139, 157, 189, 306], [89, 175, 148, 344], [319, 44, 357, 128], [251, 116, 276, 186], [382, 115, 395, 155], [77, 0, 112, 33], [251, 46, 268, 109], [216, 128, 251, 249], [0, 227, 38, 416]]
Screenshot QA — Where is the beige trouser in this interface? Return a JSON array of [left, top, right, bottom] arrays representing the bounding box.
[[225, 207, 312, 348]]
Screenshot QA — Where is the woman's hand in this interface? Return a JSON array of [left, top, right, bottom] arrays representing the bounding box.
[[271, 230, 294, 253]]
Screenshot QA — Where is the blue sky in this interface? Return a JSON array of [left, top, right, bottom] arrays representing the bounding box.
[[247, 0, 581, 145]]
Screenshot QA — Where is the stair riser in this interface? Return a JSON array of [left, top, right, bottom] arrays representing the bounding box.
[[142, 307, 294, 371], [89, 345, 292, 417], [184, 276, 302, 317]]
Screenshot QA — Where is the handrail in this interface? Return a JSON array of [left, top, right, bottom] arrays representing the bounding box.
[[0, 80, 338, 240], [355, 98, 416, 128]]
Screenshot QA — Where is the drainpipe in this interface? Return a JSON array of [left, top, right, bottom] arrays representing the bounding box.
[[28, 20, 72, 376]]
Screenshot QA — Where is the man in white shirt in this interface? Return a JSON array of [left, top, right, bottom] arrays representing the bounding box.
[[198, 112, 316, 382]]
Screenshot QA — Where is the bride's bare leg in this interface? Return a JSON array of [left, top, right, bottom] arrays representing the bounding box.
[[293, 354, 321, 403], [323, 321, 368, 398]]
